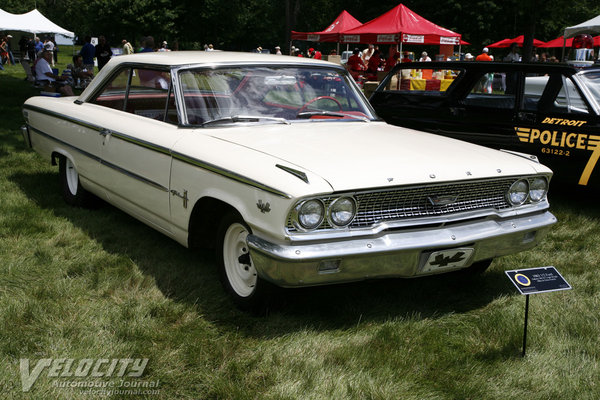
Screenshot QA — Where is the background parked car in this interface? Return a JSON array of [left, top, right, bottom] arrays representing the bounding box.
[[371, 62, 600, 190]]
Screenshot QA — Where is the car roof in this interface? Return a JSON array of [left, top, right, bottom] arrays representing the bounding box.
[[106, 50, 336, 68], [390, 61, 599, 75], [78, 51, 347, 103]]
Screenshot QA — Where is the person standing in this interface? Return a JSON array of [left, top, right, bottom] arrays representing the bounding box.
[[419, 51, 431, 62], [6, 35, 15, 65], [122, 39, 134, 55], [94, 36, 113, 70], [80, 36, 95, 70], [475, 47, 492, 61], [34, 37, 44, 59], [43, 37, 55, 66], [504, 43, 520, 62], [140, 36, 155, 53]]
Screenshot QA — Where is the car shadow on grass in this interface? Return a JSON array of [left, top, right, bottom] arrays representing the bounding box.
[[11, 170, 585, 337]]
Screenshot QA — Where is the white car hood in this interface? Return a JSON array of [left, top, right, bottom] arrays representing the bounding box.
[[206, 122, 547, 192]]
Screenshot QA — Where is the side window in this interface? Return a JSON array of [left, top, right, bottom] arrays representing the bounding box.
[[554, 77, 589, 114], [380, 66, 461, 94], [523, 74, 550, 111], [127, 68, 177, 123], [91, 68, 130, 111], [90, 67, 177, 124], [462, 71, 516, 110]]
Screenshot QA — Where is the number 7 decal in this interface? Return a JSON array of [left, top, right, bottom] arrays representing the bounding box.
[[579, 144, 600, 185]]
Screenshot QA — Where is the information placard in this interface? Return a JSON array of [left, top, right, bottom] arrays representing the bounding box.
[[505, 266, 571, 295]]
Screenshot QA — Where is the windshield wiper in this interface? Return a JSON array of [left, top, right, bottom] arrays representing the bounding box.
[[296, 111, 370, 122], [201, 115, 290, 127]]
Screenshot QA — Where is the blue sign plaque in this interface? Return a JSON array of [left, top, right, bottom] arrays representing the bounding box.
[[505, 266, 571, 295]]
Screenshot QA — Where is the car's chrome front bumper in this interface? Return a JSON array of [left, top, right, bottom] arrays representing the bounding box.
[[247, 211, 557, 287]]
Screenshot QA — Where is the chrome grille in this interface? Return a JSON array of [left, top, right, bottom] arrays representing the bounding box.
[[287, 178, 520, 232]]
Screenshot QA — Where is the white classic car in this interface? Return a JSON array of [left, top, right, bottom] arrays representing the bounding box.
[[22, 51, 556, 311]]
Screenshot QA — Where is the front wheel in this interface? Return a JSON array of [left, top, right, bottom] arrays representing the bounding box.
[[216, 212, 273, 313], [58, 156, 94, 207]]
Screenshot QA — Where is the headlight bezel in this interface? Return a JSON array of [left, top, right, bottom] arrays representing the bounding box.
[[327, 196, 357, 228], [507, 179, 530, 206], [529, 176, 549, 202], [292, 199, 325, 231]]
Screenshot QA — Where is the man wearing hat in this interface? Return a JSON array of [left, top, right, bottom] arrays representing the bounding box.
[[464, 53, 474, 61], [6, 35, 16, 65], [476, 47, 492, 61]]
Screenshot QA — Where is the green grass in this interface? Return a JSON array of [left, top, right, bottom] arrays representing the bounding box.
[[2, 55, 600, 399]]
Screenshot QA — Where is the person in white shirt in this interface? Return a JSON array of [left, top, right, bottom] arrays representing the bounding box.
[[43, 38, 55, 66], [419, 51, 431, 62], [35, 50, 74, 96]]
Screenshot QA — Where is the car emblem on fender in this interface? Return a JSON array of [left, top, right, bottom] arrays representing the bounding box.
[[428, 195, 459, 206]]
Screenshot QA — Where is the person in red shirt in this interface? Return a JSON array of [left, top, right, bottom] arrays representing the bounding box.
[[401, 51, 412, 63], [476, 47, 492, 61], [385, 51, 400, 71], [347, 48, 366, 72]]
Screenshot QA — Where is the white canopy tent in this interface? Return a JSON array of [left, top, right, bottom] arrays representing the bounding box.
[[564, 15, 600, 38], [562, 14, 600, 61], [0, 8, 74, 38]]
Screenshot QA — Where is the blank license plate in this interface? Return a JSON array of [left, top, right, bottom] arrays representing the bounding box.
[[421, 248, 474, 273]]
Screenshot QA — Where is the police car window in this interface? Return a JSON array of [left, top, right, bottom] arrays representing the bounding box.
[[523, 74, 550, 111], [379, 67, 461, 94], [554, 77, 588, 114], [462, 71, 516, 109]]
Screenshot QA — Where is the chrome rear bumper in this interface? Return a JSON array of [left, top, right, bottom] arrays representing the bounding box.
[[248, 211, 556, 287]]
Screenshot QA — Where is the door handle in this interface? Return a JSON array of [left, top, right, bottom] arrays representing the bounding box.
[[517, 112, 536, 123], [450, 107, 465, 116]]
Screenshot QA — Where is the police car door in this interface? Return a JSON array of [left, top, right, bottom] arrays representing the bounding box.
[[449, 69, 520, 149], [517, 72, 600, 188]]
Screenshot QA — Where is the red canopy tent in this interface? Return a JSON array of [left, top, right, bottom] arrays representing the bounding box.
[[291, 10, 362, 42], [340, 4, 461, 46], [538, 35, 600, 48], [488, 35, 546, 48]]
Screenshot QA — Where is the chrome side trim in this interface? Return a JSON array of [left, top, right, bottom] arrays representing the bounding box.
[[25, 105, 292, 198], [171, 151, 291, 199], [28, 126, 168, 192], [23, 104, 102, 132], [23, 104, 171, 156], [29, 126, 102, 163]]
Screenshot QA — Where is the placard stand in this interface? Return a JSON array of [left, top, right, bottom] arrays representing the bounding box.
[[522, 294, 529, 357], [505, 266, 571, 358]]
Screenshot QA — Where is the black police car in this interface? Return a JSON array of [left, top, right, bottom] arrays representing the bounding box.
[[370, 61, 600, 189]]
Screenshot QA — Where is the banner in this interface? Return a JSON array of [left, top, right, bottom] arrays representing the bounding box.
[[343, 35, 361, 43], [440, 36, 460, 45], [307, 35, 320, 41], [402, 34, 424, 44], [377, 34, 398, 43]]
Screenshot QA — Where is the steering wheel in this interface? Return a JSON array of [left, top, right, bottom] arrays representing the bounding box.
[[297, 96, 343, 115]]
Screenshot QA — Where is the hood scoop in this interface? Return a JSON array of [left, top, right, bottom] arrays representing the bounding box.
[[276, 164, 309, 183]]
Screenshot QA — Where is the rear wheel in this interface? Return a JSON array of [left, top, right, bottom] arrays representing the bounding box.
[[216, 212, 272, 313], [59, 156, 94, 207]]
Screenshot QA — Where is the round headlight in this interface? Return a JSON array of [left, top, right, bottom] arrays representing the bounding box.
[[507, 179, 529, 206], [295, 200, 324, 230], [529, 177, 548, 202], [329, 197, 356, 227]]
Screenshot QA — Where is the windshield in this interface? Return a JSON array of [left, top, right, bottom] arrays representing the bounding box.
[[178, 66, 375, 125], [579, 70, 600, 107]]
